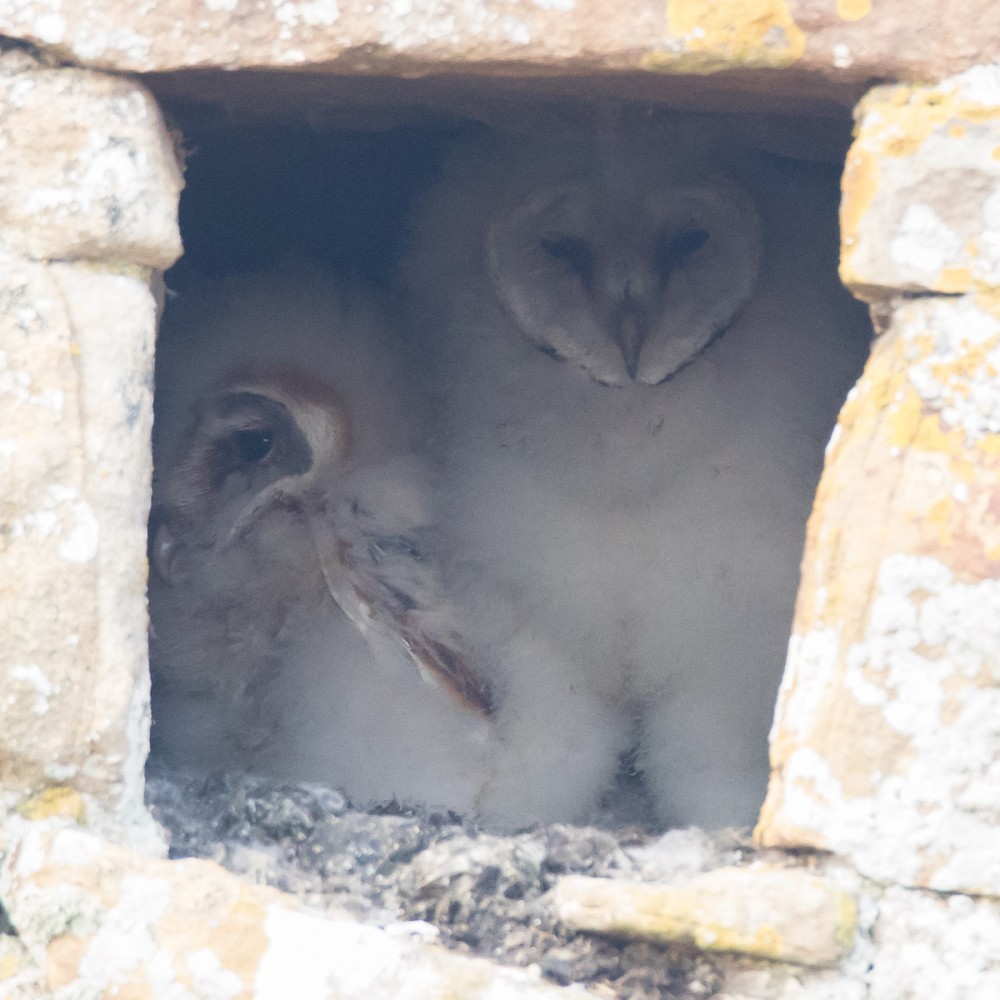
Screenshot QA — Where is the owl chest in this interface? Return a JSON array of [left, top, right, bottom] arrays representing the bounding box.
[[451, 386, 700, 601], [474, 367, 701, 508]]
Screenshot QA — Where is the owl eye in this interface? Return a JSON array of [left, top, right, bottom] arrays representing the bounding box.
[[655, 227, 710, 280], [539, 234, 595, 284], [232, 428, 274, 464]]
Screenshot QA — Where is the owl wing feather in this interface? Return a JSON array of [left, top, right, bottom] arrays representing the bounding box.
[[307, 489, 494, 717]]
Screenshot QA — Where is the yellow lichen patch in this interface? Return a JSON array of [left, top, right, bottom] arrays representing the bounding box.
[[852, 83, 1000, 173], [662, 0, 805, 68], [836, 0, 870, 20], [975, 287, 1000, 320], [16, 786, 85, 822], [931, 340, 1000, 389], [835, 891, 858, 954], [839, 145, 879, 285], [553, 867, 855, 967], [886, 383, 965, 457], [938, 266, 974, 293], [978, 433, 1000, 456], [0, 952, 20, 980], [152, 862, 271, 997], [925, 496, 956, 549]]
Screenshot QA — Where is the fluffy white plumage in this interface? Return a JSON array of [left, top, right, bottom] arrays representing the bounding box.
[[403, 125, 871, 829], [148, 264, 492, 813]]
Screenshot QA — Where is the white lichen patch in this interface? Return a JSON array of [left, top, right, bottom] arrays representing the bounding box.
[[899, 296, 1000, 441], [777, 555, 1000, 893], [30, 12, 67, 45], [77, 876, 171, 988], [7, 665, 55, 716], [947, 64, 1000, 109], [10, 484, 99, 563], [273, 0, 340, 33], [187, 948, 244, 1000], [257, 904, 589, 999], [773, 628, 840, 742], [890, 204, 963, 279], [0, 348, 64, 412], [70, 23, 154, 64], [870, 887, 1000, 1000], [832, 42, 852, 69]]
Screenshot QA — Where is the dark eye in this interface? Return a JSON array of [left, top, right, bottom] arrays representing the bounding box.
[[655, 227, 709, 279], [232, 428, 273, 464], [540, 234, 594, 283]]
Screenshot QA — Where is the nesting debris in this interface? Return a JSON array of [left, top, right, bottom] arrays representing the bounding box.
[[146, 766, 746, 997]]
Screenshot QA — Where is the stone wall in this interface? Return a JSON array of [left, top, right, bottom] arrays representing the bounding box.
[[1, 3, 999, 997], [0, 50, 181, 846], [758, 70, 1000, 900]]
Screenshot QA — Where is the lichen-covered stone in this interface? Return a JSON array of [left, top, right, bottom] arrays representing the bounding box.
[[0, 0, 999, 106], [0, 61, 182, 267], [868, 886, 1000, 1000], [757, 293, 1000, 894], [0, 933, 43, 1000], [0, 818, 591, 999], [0, 257, 164, 843], [552, 865, 856, 968], [841, 67, 1000, 299], [717, 962, 868, 1000]]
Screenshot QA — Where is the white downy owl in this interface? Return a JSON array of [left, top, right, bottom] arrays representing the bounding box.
[[402, 122, 871, 829], [148, 263, 493, 813]]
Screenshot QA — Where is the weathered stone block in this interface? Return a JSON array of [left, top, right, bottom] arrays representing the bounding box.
[[1, 0, 1000, 108], [552, 865, 857, 968], [841, 67, 1000, 299], [757, 293, 1000, 894], [869, 886, 1000, 1000], [0, 60, 183, 267], [0, 258, 163, 841], [0, 933, 42, 1000], [0, 818, 590, 999]]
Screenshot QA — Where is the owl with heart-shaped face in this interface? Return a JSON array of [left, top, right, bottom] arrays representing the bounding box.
[[402, 122, 871, 830], [148, 263, 494, 813]]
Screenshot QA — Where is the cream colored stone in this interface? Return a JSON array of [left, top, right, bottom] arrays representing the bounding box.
[[0, 934, 44, 1000], [841, 68, 1000, 298], [758, 294, 1000, 894], [717, 963, 868, 1000], [0, 64, 182, 267], [0, 0, 999, 111], [551, 865, 856, 968], [0, 257, 163, 843], [868, 886, 1000, 1000], [0, 819, 590, 999]]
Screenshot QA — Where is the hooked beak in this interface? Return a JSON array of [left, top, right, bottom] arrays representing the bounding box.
[[612, 310, 649, 381], [224, 482, 307, 547]]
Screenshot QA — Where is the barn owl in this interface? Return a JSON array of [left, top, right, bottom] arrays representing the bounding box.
[[147, 264, 493, 814], [402, 124, 871, 830]]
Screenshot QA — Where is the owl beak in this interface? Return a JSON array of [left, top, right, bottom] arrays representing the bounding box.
[[223, 481, 306, 547], [149, 517, 191, 587], [613, 312, 648, 381]]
